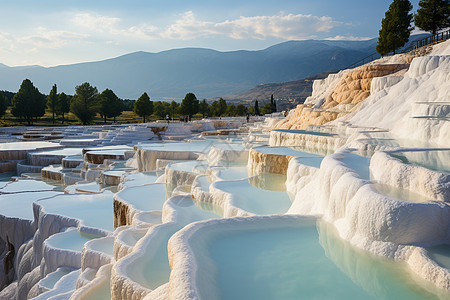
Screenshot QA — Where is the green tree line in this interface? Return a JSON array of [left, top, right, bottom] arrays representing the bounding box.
[[2, 80, 278, 125]]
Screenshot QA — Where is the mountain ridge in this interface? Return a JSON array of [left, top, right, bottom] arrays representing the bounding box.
[[0, 38, 381, 99]]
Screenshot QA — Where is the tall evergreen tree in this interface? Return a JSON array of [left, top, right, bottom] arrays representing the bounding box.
[[0, 91, 8, 120], [11, 79, 46, 125], [199, 99, 209, 118], [270, 94, 277, 112], [133, 92, 153, 123], [376, 0, 413, 56], [170, 100, 179, 120], [254, 100, 260, 116], [236, 104, 248, 116], [47, 84, 58, 124], [217, 98, 227, 117], [98, 89, 123, 123], [70, 82, 98, 125], [57, 92, 70, 124], [179, 93, 199, 119], [414, 0, 450, 34]]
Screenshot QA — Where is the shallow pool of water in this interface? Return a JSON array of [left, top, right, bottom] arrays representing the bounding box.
[[46, 228, 93, 252], [208, 220, 443, 300], [390, 150, 450, 174], [371, 183, 433, 203], [339, 152, 371, 180], [426, 245, 450, 270], [0, 141, 60, 150], [214, 179, 291, 215], [273, 129, 336, 137], [128, 197, 219, 290], [38, 191, 115, 232], [115, 183, 167, 212]]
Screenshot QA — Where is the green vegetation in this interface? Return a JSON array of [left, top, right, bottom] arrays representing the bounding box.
[[414, 0, 450, 34], [133, 92, 153, 123], [98, 89, 124, 123], [180, 93, 199, 119], [58, 92, 70, 124], [254, 100, 260, 116], [0, 92, 7, 120], [47, 84, 58, 124], [1, 79, 279, 126], [377, 0, 413, 56], [11, 79, 46, 125], [70, 82, 99, 125]]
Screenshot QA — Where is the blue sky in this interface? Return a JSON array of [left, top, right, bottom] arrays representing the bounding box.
[[0, 0, 421, 67]]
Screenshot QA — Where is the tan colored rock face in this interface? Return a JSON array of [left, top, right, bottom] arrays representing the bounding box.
[[327, 64, 408, 107], [275, 64, 409, 130]]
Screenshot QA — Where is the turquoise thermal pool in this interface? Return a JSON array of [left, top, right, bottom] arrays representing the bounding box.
[[45, 228, 93, 252], [273, 129, 337, 137], [389, 149, 450, 174], [206, 219, 441, 300], [126, 197, 218, 290], [213, 178, 291, 215], [115, 183, 167, 211], [38, 191, 115, 232]]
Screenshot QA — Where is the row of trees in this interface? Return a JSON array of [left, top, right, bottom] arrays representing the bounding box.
[[132, 92, 277, 122], [7, 80, 125, 125], [6, 79, 277, 125], [377, 0, 450, 55]]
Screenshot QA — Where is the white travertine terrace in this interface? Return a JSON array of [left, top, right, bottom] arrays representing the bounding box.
[[0, 42, 449, 299]]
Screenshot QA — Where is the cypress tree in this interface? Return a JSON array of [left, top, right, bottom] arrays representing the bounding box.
[[414, 0, 450, 35], [377, 0, 413, 56], [254, 100, 260, 116], [47, 84, 58, 124], [0, 91, 7, 120]]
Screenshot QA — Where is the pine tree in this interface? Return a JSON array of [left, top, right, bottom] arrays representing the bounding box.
[[47, 84, 58, 124], [170, 100, 179, 119], [199, 99, 209, 118], [70, 82, 98, 125], [179, 93, 199, 119], [414, 0, 450, 35], [254, 100, 260, 116], [58, 92, 70, 124], [270, 94, 277, 113], [133, 92, 153, 123], [0, 91, 7, 120], [377, 0, 413, 56], [98, 89, 123, 123], [11, 79, 46, 125]]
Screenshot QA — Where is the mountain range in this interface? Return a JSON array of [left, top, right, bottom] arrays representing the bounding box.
[[0, 35, 427, 100]]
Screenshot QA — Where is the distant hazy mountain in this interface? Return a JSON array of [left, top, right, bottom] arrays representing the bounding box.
[[0, 36, 424, 99], [217, 71, 337, 111]]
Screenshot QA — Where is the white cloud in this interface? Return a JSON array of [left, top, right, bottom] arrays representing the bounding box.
[[326, 35, 372, 41], [18, 27, 88, 49], [161, 11, 341, 40], [70, 11, 341, 41], [73, 13, 121, 33]]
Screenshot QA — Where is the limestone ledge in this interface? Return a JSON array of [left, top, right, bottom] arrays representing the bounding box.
[[274, 64, 409, 130], [134, 148, 199, 172], [371, 150, 450, 202], [248, 148, 293, 176], [269, 130, 346, 153]]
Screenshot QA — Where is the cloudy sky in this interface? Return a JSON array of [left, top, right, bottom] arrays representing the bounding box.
[[0, 0, 420, 67]]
